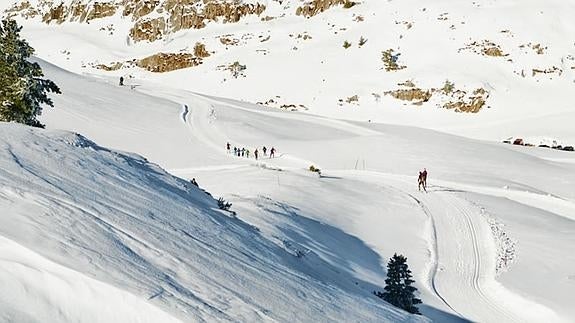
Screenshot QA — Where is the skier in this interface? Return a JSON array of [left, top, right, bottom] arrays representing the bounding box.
[[233, 147, 237, 155], [246, 149, 250, 158], [191, 178, 199, 187], [422, 168, 428, 190], [418, 172, 425, 192], [226, 142, 231, 153], [254, 149, 259, 160], [241, 148, 245, 157], [262, 146, 267, 156], [119, 76, 124, 86], [270, 147, 276, 158]]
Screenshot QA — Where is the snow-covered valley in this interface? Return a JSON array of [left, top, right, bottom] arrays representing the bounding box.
[[1, 0, 575, 322]]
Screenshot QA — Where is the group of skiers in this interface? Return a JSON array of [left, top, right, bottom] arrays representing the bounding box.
[[226, 142, 275, 160]]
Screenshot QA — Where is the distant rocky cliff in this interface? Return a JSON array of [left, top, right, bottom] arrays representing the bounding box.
[[6, 0, 267, 42]]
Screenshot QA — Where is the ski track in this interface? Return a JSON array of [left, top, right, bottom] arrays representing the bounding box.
[[379, 175, 537, 322], [402, 191, 463, 318]]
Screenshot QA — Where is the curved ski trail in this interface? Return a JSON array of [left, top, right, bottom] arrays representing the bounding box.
[[396, 179, 560, 323]]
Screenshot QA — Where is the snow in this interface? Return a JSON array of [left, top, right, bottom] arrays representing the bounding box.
[[0, 236, 180, 323], [3, 58, 572, 322], [1, 1, 575, 322], [7, 0, 575, 145], [0, 122, 428, 322]]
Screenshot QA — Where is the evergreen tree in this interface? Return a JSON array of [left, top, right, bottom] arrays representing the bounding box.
[[0, 19, 60, 128], [374, 253, 422, 315]]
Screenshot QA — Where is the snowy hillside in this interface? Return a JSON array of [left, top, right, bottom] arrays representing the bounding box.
[[1, 1, 575, 322], [2, 0, 575, 145], [0, 123, 427, 322], [1, 58, 572, 322]]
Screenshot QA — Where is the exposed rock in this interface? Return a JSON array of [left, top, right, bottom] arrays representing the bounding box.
[[12, 0, 266, 43], [443, 88, 488, 113], [384, 88, 432, 104], [4, 1, 39, 19], [86, 2, 117, 22], [219, 36, 240, 46], [193, 42, 210, 58], [130, 17, 167, 42], [532, 66, 562, 77], [95, 62, 124, 71], [122, 0, 160, 21], [42, 1, 117, 24], [137, 53, 201, 72], [460, 40, 508, 58], [345, 95, 359, 104], [385, 81, 489, 113], [42, 3, 67, 24], [296, 0, 355, 18]]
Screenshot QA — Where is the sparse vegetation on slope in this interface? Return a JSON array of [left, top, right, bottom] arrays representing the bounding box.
[[296, 0, 356, 18], [382, 49, 407, 71]]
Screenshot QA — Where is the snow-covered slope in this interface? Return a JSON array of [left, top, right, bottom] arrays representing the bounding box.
[[4, 59, 569, 322], [1, 1, 575, 322], [0, 122, 427, 322], [3, 0, 575, 145]]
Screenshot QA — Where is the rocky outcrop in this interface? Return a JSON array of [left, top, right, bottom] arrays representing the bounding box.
[[130, 17, 166, 43], [296, 0, 355, 18], [384, 88, 432, 105], [136, 53, 202, 72], [4, 1, 39, 19], [122, 0, 160, 21], [385, 81, 490, 113], [9, 0, 266, 43], [42, 1, 117, 24]]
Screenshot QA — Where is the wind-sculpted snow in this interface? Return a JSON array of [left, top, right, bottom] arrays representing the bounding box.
[[0, 123, 428, 322]]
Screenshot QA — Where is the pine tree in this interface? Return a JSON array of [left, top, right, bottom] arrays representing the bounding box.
[[0, 19, 60, 128], [374, 253, 422, 315]]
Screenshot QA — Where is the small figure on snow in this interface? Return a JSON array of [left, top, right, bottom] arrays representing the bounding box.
[[246, 149, 250, 158], [191, 178, 199, 187], [270, 147, 276, 158], [241, 148, 245, 157], [418, 168, 428, 192], [262, 146, 267, 156], [226, 142, 231, 153], [254, 149, 259, 160], [119, 76, 124, 86]]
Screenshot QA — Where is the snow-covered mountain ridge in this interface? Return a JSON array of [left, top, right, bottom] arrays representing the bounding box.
[[3, 0, 575, 144]]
